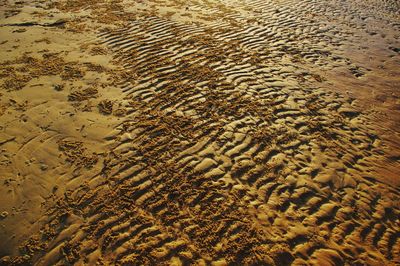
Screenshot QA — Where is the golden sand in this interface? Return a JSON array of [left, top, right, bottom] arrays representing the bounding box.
[[0, 0, 399, 265]]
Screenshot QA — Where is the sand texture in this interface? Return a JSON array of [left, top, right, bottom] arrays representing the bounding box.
[[0, 0, 400, 265]]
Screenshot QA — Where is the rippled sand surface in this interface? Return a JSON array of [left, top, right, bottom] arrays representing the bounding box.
[[0, 0, 399, 265]]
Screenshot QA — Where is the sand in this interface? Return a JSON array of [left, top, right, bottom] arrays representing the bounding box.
[[0, 0, 399, 265]]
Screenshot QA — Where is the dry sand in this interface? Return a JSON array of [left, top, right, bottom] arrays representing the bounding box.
[[0, 0, 399, 265]]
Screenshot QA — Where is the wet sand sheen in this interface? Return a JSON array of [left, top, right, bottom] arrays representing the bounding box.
[[0, 0, 399, 265]]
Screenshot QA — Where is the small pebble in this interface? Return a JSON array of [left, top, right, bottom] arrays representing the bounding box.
[[1, 211, 9, 219]]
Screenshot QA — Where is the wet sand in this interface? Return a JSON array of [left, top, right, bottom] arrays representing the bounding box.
[[0, 0, 399, 265]]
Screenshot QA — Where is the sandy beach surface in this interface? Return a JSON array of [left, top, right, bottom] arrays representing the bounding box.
[[0, 0, 399, 265]]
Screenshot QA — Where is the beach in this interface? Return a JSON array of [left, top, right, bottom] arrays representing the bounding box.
[[0, 0, 399, 265]]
